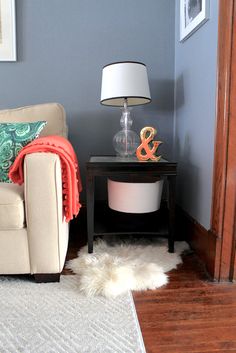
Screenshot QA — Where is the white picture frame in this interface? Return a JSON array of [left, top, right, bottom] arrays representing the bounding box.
[[0, 0, 16, 61], [180, 0, 209, 42]]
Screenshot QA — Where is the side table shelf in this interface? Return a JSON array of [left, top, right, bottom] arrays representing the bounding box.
[[86, 155, 177, 253], [94, 201, 169, 236]]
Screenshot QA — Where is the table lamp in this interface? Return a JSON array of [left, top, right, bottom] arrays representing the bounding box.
[[100, 61, 151, 157]]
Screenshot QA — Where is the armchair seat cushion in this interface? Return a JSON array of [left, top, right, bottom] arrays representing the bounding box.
[[0, 182, 25, 230]]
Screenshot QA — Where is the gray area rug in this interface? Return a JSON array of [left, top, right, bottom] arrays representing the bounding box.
[[0, 275, 145, 353]]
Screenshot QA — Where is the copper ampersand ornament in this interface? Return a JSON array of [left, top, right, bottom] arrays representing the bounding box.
[[136, 126, 162, 161]]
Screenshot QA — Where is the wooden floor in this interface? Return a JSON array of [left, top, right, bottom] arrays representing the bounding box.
[[66, 223, 236, 353], [133, 254, 236, 353]]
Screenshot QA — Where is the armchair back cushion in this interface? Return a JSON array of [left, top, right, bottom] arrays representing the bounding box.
[[0, 103, 68, 138]]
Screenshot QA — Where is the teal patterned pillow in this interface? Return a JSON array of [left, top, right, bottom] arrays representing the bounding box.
[[0, 121, 46, 182]]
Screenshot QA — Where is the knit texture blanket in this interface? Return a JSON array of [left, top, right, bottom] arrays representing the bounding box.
[[9, 135, 82, 222]]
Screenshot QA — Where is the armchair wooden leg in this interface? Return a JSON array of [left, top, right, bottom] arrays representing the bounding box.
[[34, 273, 60, 283]]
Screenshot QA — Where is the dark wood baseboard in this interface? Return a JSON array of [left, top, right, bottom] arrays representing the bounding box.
[[176, 206, 217, 279]]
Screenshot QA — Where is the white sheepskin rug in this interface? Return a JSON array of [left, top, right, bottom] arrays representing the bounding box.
[[66, 238, 189, 298]]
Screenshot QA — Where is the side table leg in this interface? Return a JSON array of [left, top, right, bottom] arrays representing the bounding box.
[[86, 172, 94, 253], [167, 175, 176, 253]]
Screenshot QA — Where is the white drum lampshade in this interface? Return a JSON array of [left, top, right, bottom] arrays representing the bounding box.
[[100, 61, 151, 106]]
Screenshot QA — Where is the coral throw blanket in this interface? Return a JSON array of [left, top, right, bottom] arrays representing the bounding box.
[[9, 136, 82, 222]]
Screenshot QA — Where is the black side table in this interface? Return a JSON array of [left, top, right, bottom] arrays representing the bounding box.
[[86, 156, 177, 253]]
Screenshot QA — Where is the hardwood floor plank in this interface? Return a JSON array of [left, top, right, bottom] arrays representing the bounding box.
[[133, 255, 236, 352]]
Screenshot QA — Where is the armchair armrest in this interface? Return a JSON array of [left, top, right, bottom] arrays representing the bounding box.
[[24, 153, 69, 274]]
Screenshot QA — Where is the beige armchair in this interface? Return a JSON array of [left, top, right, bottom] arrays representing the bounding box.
[[0, 103, 70, 282]]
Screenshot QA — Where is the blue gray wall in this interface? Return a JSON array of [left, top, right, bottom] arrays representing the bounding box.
[[174, 0, 219, 229], [0, 0, 175, 199], [0, 0, 219, 223]]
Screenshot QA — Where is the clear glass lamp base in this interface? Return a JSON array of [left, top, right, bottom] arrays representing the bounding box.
[[113, 100, 140, 157], [113, 129, 139, 157]]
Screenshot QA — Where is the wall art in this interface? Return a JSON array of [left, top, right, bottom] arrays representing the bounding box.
[[0, 0, 16, 61], [180, 0, 209, 41]]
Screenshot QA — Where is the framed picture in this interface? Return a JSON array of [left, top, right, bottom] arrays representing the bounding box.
[[0, 0, 16, 61], [180, 0, 209, 42]]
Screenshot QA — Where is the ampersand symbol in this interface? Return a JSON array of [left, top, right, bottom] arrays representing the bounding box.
[[136, 126, 162, 161]]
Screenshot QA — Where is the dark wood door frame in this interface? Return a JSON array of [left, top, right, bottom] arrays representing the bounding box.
[[211, 0, 236, 281]]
